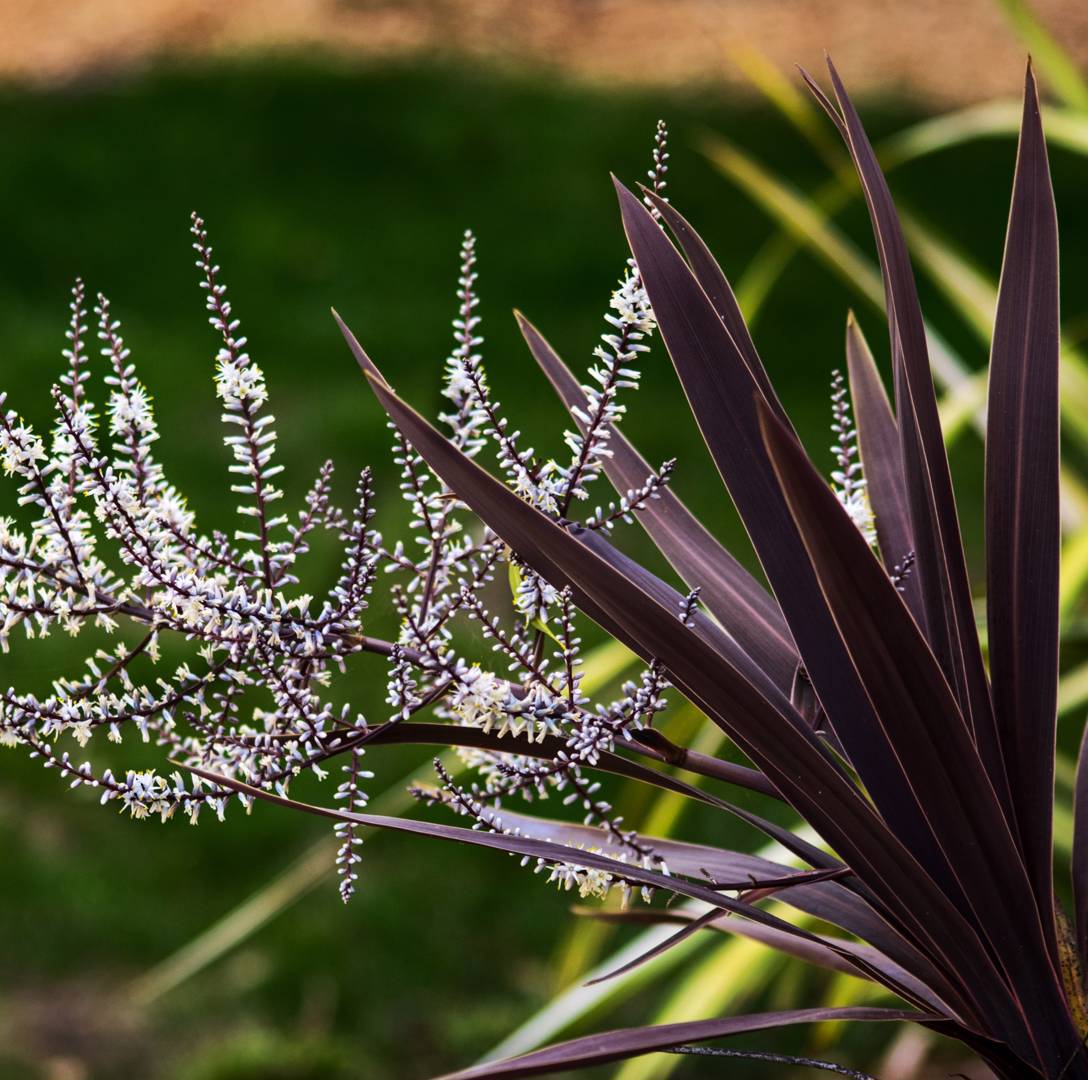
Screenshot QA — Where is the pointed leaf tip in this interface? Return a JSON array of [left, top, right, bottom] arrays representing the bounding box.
[[333, 309, 388, 384], [985, 45, 1060, 932]]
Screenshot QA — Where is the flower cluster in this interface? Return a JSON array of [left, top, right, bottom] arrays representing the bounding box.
[[830, 368, 877, 548], [0, 119, 875, 912]]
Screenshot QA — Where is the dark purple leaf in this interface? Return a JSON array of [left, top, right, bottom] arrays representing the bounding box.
[[577, 906, 945, 1012], [569, 519, 789, 704], [332, 307, 387, 385], [431, 1007, 929, 1079], [580, 869, 858, 991], [844, 312, 924, 624], [185, 763, 907, 994], [495, 808, 952, 1002], [789, 661, 825, 731], [639, 189, 789, 425], [582, 907, 724, 987], [985, 62, 1061, 925], [625, 726, 778, 797], [353, 721, 777, 801]]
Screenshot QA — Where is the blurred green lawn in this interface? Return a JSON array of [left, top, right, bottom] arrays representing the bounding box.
[[2, 52, 1088, 1079]]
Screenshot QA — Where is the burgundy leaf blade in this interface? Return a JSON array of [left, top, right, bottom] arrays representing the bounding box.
[[355, 721, 777, 801], [432, 1007, 930, 1080], [495, 808, 954, 1002], [805, 60, 1005, 814], [614, 177, 973, 902], [758, 397, 1073, 1071], [578, 906, 946, 1012], [582, 907, 724, 988], [639, 188, 789, 425], [985, 62, 1061, 923], [344, 336, 1025, 1041], [185, 763, 903, 995], [844, 312, 923, 622]]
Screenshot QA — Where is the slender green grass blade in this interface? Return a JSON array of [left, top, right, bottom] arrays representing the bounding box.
[[1061, 530, 1088, 622], [729, 46, 846, 168], [880, 101, 1088, 168], [994, 0, 1088, 111], [701, 134, 982, 435], [610, 935, 784, 1080]]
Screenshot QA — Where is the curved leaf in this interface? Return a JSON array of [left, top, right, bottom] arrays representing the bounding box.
[[433, 1006, 929, 1079], [578, 906, 945, 1013], [185, 763, 911, 1002]]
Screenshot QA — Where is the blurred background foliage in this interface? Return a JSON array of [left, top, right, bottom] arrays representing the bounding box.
[[4, 2, 1088, 1077]]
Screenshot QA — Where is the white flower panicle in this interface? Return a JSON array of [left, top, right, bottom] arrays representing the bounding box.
[[556, 124, 668, 519], [55, 279, 92, 496], [417, 759, 661, 907], [558, 263, 657, 514], [0, 230, 386, 860], [440, 230, 488, 461], [890, 550, 917, 593], [333, 747, 370, 903], [192, 213, 286, 588], [0, 122, 873, 911], [830, 369, 877, 548], [646, 118, 670, 219], [0, 203, 681, 905]]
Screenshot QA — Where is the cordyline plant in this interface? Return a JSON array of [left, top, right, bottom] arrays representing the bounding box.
[[0, 56, 1082, 1078]]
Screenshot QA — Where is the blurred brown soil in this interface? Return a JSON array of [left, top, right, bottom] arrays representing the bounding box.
[[1, 0, 1086, 104]]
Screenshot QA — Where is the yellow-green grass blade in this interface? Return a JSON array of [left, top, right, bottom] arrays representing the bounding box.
[[880, 101, 1088, 169], [610, 933, 787, 1080], [704, 133, 881, 305], [1059, 659, 1088, 721], [1055, 800, 1074, 858], [480, 907, 713, 1069], [1062, 530, 1088, 623], [810, 969, 888, 1050], [936, 372, 988, 446], [702, 134, 982, 432], [728, 45, 847, 169], [994, 0, 1088, 112]]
